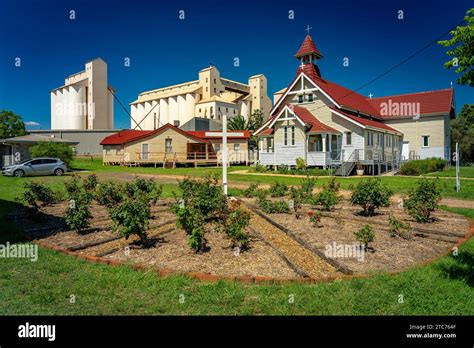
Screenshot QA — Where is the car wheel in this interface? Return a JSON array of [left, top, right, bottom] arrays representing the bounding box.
[[54, 168, 64, 176], [14, 170, 25, 177]]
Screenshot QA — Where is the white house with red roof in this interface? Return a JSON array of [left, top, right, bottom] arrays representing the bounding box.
[[254, 35, 455, 175]]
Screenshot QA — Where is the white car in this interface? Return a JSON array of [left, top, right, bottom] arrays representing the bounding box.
[[2, 158, 67, 177]]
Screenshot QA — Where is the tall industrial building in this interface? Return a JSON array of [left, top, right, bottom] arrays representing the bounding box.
[[50, 58, 114, 130], [129, 65, 272, 130]]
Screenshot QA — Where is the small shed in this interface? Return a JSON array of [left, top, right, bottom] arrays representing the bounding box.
[[0, 134, 78, 167]]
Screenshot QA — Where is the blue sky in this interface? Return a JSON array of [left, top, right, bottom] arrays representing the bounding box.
[[0, 0, 472, 129]]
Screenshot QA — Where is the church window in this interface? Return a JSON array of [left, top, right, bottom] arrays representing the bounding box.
[[346, 132, 352, 145], [308, 94, 314, 102], [214, 88, 216, 92], [291, 126, 295, 145], [284, 126, 288, 146], [422, 135, 430, 147], [298, 95, 304, 103], [226, 108, 228, 112]]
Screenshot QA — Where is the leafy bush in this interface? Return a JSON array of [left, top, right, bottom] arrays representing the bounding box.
[[388, 214, 411, 239], [95, 181, 124, 207], [65, 191, 93, 233], [254, 163, 267, 172], [242, 183, 260, 198], [222, 208, 251, 249], [299, 176, 317, 200], [109, 196, 152, 247], [350, 178, 393, 216], [258, 197, 290, 214], [354, 225, 375, 251], [268, 181, 288, 197], [399, 158, 446, 176], [296, 157, 307, 171], [308, 211, 322, 227], [64, 174, 82, 196], [83, 174, 98, 192], [311, 178, 341, 211], [19, 182, 56, 208], [124, 177, 162, 204], [171, 175, 227, 252], [404, 178, 442, 222], [29, 140, 75, 167]]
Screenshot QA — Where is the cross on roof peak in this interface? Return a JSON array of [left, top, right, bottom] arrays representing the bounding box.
[[305, 25, 312, 35]]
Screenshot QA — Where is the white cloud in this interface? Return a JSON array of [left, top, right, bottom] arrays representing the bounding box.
[[25, 121, 40, 126]]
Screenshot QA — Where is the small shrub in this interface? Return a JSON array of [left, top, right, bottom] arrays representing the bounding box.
[[109, 196, 152, 247], [171, 175, 226, 252], [64, 174, 82, 196], [399, 158, 446, 176], [124, 177, 162, 204], [404, 178, 442, 222], [254, 163, 267, 172], [311, 179, 341, 211], [325, 177, 340, 193], [83, 174, 98, 192], [242, 183, 259, 198], [299, 176, 317, 200], [95, 181, 124, 207], [19, 182, 56, 208], [268, 181, 288, 197], [173, 204, 207, 252], [388, 214, 411, 239], [354, 225, 375, 251], [223, 208, 251, 250], [258, 197, 290, 214], [309, 211, 322, 227], [65, 191, 93, 233], [350, 178, 393, 216], [296, 157, 307, 171]]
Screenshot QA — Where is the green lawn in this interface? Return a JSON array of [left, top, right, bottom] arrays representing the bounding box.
[[71, 156, 247, 176], [0, 165, 473, 315], [71, 157, 474, 200], [426, 166, 474, 178]]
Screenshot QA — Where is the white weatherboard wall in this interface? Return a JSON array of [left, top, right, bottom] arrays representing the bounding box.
[[273, 119, 306, 166]]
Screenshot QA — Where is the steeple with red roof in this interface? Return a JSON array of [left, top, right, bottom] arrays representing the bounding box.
[[295, 34, 323, 64], [295, 33, 323, 78]]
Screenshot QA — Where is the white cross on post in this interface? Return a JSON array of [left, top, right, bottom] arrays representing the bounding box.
[[305, 25, 312, 35], [207, 122, 246, 196]]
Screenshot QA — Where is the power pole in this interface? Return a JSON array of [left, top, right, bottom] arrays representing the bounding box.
[[455, 142, 460, 193]]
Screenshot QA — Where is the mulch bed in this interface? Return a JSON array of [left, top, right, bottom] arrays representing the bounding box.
[[101, 225, 302, 279], [240, 197, 469, 275]]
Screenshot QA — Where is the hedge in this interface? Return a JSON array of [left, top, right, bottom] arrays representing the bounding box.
[[399, 158, 446, 176]]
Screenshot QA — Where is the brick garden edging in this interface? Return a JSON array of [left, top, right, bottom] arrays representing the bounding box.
[[31, 218, 474, 285]]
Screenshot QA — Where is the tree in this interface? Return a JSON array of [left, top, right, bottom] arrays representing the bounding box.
[[29, 141, 75, 166], [438, 8, 474, 86], [227, 115, 247, 131], [0, 110, 27, 139], [451, 104, 474, 163]]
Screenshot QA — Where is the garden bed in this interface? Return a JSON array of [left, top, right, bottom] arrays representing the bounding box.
[[240, 197, 469, 275]]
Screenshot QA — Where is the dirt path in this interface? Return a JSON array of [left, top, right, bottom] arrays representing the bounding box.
[[91, 172, 474, 210], [241, 204, 338, 279]]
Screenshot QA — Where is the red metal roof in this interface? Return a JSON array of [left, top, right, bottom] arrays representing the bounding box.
[[259, 129, 274, 136], [297, 63, 380, 117], [100, 123, 205, 145], [367, 89, 454, 119], [295, 35, 323, 58], [187, 130, 251, 140], [330, 107, 401, 134], [292, 105, 339, 133]]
